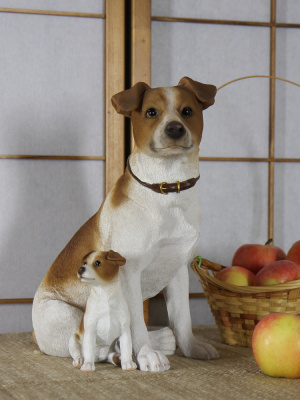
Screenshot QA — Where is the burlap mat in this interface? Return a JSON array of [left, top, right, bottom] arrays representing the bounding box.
[[0, 326, 299, 400]]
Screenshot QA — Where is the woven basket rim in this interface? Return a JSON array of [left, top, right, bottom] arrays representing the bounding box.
[[191, 258, 300, 294]]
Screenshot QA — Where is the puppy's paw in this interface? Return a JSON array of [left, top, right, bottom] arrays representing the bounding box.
[[182, 338, 219, 360], [148, 327, 176, 355], [137, 345, 170, 372], [80, 362, 95, 372], [121, 360, 137, 371], [72, 357, 84, 369]]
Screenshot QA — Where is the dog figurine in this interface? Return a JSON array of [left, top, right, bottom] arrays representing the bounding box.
[[68, 250, 137, 372], [32, 76, 218, 372]]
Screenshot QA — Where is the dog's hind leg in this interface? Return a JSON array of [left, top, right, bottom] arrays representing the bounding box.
[[148, 327, 176, 355], [69, 334, 84, 368], [32, 298, 83, 357]]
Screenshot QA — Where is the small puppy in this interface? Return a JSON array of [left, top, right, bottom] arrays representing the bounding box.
[[68, 250, 137, 372]]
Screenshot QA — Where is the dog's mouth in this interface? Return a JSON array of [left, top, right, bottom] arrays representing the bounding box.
[[151, 144, 194, 152], [78, 276, 95, 282]]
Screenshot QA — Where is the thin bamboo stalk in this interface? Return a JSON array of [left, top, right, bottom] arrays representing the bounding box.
[[105, 0, 125, 195], [0, 155, 105, 161], [199, 157, 300, 163], [268, 0, 277, 240], [0, 298, 33, 304], [152, 15, 300, 29], [131, 0, 152, 324], [0, 7, 105, 19]]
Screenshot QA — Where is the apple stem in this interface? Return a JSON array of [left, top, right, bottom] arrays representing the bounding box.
[[265, 238, 273, 246]]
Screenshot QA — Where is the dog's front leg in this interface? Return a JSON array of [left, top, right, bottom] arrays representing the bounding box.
[[163, 265, 219, 360], [118, 321, 137, 371], [121, 271, 170, 372], [80, 323, 97, 372]]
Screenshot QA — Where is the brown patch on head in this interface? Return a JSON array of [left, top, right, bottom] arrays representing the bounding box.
[[131, 86, 205, 153], [84, 250, 126, 283], [111, 77, 216, 155]]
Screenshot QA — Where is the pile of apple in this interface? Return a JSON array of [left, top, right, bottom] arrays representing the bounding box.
[[215, 239, 300, 287], [214, 239, 300, 379]]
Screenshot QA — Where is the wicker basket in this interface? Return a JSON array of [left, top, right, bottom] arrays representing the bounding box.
[[191, 257, 300, 347]]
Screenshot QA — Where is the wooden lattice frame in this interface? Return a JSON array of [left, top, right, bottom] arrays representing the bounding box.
[[0, 0, 125, 305]]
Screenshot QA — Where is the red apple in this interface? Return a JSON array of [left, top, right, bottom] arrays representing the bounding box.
[[287, 240, 300, 265], [232, 240, 286, 274], [252, 313, 300, 378], [254, 260, 300, 286], [215, 266, 255, 286]]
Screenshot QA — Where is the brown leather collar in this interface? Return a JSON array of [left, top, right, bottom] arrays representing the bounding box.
[[127, 160, 200, 195]]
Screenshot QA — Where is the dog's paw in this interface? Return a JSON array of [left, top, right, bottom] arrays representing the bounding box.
[[182, 338, 219, 360], [137, 345, 170, 372], [72, 357, 84, 369], [148, 327, 176, 355], [121, 360, 137, 371], [80, 361, 95, 372]]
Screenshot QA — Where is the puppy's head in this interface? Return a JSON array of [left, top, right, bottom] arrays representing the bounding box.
[[111, 77, 217, 157], [77, 250, 126, 286]]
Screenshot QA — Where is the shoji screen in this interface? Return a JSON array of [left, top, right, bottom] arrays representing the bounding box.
[[0, 0, 125, 333], [149, 0, 300, 325]]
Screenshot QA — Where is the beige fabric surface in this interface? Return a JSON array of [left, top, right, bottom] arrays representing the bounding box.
[[0, 325, 299, 400]]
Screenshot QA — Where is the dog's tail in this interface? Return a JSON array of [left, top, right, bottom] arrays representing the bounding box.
[[32, 329, 38, 345]]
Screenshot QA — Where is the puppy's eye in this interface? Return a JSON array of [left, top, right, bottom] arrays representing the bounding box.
[[94, 260, 101, 267], [181, 107, 193, 117], [145, 108, 158, 118], [83, 262, 87, 265]]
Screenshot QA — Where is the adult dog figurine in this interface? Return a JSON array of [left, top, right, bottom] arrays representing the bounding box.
[[32, 77, 218, 372]]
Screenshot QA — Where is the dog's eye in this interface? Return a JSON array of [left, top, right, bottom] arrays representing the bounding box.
[[94, 260, 101, 267], [181, 107, 193, 117], [83, 262, 87, 265], [145, 108, 158, 118]]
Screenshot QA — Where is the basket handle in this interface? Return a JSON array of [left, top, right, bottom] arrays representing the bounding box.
[[194, 257, 226, 272]]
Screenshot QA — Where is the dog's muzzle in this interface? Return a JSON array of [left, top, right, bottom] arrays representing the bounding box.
[[165, 121, 186, 139]]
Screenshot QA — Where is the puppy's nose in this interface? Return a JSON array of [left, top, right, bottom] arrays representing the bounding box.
[[165, 121, 186, 139], [78, 266, 86, 276]]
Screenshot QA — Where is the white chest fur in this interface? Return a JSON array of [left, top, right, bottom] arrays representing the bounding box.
[[100, 152, 202, 299], [84, 283, 128, 344]]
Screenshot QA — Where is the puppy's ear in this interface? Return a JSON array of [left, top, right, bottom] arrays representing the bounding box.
[[178, 77, 217, 110], [106, 250, 126, 267], [111, 82, 150, 117]]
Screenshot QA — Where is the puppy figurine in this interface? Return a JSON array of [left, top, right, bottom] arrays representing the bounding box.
[[68, 250, 137, 372], [33, 77, 218, 372]]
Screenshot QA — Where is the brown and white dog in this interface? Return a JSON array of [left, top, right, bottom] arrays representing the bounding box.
[[32, 76, 218, 372], [68, 250, 137, 372]]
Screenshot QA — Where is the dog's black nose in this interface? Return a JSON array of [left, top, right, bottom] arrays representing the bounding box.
[[78, 266, 86, 276], [165, 121, 186, 139]]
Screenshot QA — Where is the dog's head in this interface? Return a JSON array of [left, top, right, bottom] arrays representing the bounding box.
[[77, 250, 126, 285], [111, 77, 216, 157]]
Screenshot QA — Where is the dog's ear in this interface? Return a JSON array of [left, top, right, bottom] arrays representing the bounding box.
[[111, 82, 150, 117], [178, 77, 217, 110], [106, 250, 126, 267]]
